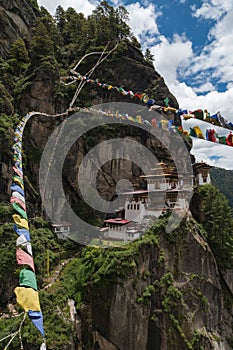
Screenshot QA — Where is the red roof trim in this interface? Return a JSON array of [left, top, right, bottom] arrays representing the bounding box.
[[104, 219, 131, 225]]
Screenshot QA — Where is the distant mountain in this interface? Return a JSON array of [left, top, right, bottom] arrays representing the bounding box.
[[211, 167, 233, 208]]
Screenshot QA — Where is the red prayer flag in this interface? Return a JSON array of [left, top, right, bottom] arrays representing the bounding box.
[[16, 248, 35, 272]]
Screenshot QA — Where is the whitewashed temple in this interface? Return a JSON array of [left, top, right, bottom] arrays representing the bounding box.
[[100, 162, 211, 242]]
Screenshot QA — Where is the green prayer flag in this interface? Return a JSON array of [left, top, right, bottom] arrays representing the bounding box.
[[19, 268, 38, 291], [12, 202, 28, 219], [164, 97, 169, 107], [189, 128, 197, 137], [219, 136, 226, 144]]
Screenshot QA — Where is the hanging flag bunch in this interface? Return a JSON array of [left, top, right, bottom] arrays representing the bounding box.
[[61, 70, 233, 134], [61, 70, 177, 112], [180, 109, 233, 130], [10, 113, 46, 349], [89, 106, 233, 149]]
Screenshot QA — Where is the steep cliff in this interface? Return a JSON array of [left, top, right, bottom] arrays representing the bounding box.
[[0, 0, 38, 57], [77, 218, 232, 350], [21, 217, 231, 350], [0, 0, 181, 204]]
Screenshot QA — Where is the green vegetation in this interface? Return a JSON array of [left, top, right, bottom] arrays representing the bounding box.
[[195, 184, 233, 269], [211, 167, 233, 208], [8, 38, 30, 76], [0, 1, 138, 114], [136, 285, 155, 304], [0, 202, 231, 348], [0, 215, 162, 348], [0, 222, 17, 283], [144, 48, 155, 65]]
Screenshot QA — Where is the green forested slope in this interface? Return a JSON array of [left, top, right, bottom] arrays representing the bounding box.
[[211, 167, 233, 208]]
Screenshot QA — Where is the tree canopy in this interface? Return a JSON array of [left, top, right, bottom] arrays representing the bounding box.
[[196, 184, 233, 269]]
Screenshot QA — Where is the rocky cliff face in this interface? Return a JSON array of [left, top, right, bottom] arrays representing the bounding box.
[[0, 0, 38, 57], [20, 106, 190, 223], [77, 42, 179, 110], [75, 219, 233, 350], [0, 0, 181, 205]]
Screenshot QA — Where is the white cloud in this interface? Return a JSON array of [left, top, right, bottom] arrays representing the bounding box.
[[171, 82, 233, 118], [145, 2, 233, 128], [193, 82, 215, 93], [191, 0, 232, 20], [110, 0, 122, 5], [126, 2, 161, 41], [189, 9, 233, 85], [193, 141, 233, 169], [191, 139, 233, 170], [37, 0, 96, 16], [150, 34, 193, 86]]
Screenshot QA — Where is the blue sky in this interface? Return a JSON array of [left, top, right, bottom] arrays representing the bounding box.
[[38, 0, 233, 169]]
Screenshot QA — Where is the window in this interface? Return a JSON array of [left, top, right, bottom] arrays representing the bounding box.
[[203, 176, 207, 183]]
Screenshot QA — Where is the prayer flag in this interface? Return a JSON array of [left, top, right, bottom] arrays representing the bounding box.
[[28, 311, 45, 337], [16, 248, 34, 271], [19, 269, 38, 290], [14, 224, 30, 241], [14, 287, 40, 311], [13, 214, 29, 230]]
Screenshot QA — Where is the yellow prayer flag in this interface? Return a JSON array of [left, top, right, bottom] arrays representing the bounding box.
[[14, 287, 41, 311], [128, 116, 135, 122], [142, 94, 149, 103], [13, 177, 24, 189], [12, 214, 29, 230], [193, 126, 205, 139], [163, 107, 177, 112]]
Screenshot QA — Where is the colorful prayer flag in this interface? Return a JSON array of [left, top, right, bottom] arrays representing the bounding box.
[[14, 287, 40, 311], [28, 311, 45, 337], [13, 214, 29, 229], [19, 269, 38, 290], [14, 224, 30, 241], [16, 248, 34, 271]]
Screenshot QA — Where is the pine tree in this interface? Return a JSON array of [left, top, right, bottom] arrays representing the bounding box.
[[91, 1, 131, 45], [30, 19, 55, 63], [55, 5, 66, 34], [199, 184, 233, 269], [8, 38, 30, 76], [144, 48, 154, 65]]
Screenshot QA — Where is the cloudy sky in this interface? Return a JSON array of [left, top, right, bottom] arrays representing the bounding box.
[[37, 0, 233, 169]]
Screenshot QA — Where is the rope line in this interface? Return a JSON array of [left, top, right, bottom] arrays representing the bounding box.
[[0, 312, 27, 350]]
